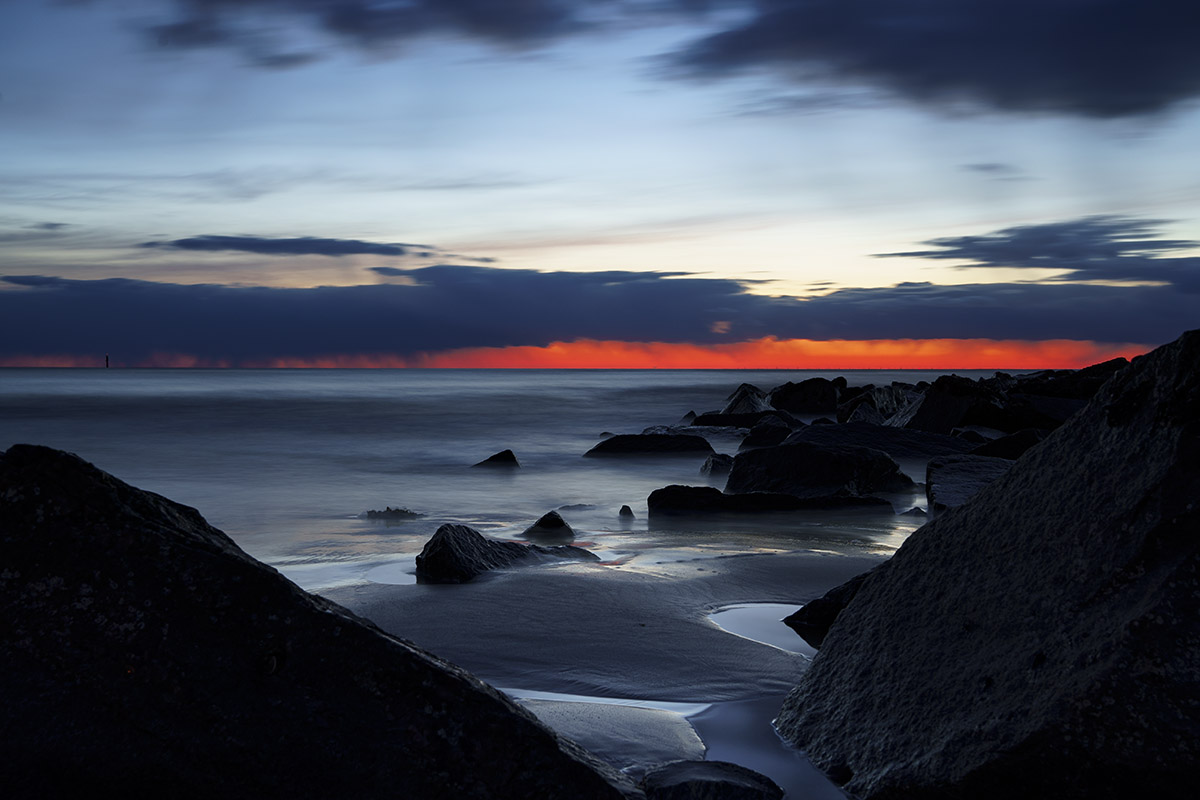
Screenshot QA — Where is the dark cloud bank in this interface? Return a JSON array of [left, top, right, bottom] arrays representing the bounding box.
[[130, 0, 1200, 117]]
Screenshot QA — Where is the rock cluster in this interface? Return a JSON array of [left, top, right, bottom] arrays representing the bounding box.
[[774, 330, 1200, 799]]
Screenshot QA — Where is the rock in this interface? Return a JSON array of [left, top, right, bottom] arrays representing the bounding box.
[[415, 523, 599, 583], [679, 410, 697, 424], [950, 428, 991, 444], [776, 330, 1200, 799], [520, 510, 576, 544], [364, 506, 422, 520], [700, 453, 734, 476], [691, 410, 800, 429], [619, 505, 635, 518], [811, 417, 835, 425], [925, 454, 1013, 515], [783, 568, 877, 649], [837, 383, 916, 423], [474, 448, 520, 467], [647, 485, 890, 516], [0, 444, 637, 799], [784, 422, 976, 462], [969, 428, 1047, 460], [721, 383, 773, 414], [585, 433, 714, 457], [886, 374, 1007, 434], [1007, 357, 1128, 399], [641, 760, 782, 800], [898, 506, 927, 517], [768, 377, 839, 413], [738, 418, 791, 450], [844, 402, 886, 425], [725, 441, 913, 499]]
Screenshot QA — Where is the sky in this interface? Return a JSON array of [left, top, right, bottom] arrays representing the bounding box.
[[2, 0, 1199, 368]]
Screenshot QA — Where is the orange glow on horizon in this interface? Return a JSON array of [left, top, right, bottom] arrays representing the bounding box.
[[0, 337, 1150, 369]]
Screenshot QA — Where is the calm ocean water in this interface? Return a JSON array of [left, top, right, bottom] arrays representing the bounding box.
[[0, 368, 991, 590]]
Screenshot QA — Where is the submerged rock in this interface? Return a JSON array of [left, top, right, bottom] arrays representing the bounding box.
[[725, 441, 913, 499], [416, 524, 599, 583], [647, 485, 889, 516], [641, 760, 782, 800], [0, 445, 637, 799], [364, 506, 423, 520], [585, 433, 714, 457], [474, 448, 521, 467], [619, 504, 635, 518], [776, 330, 1200, 799], [520, 510, 576, 544]]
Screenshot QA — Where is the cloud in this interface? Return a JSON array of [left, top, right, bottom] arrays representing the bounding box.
[[139, 0, 617, 66], [140, 234, 422, 257], [1, 261, 1195, 363], [671, 0, 1200, 117], [878, 215, 1200, 291]]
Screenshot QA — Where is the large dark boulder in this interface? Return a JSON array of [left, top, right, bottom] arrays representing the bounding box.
[[699, 453, 734, 476], [0, 445, 637, 799], [785, 422, 976, 462], [725, 441, 913, 498], [1007, 357, 1128, 400], [585, 433, 714, 457], [969, 428, 1046, 460], [775, 330, 1200, 799], [416, 523, 599, 583], [768, 377, 839, 413], [738, 417, 791, 450], [647, 485, 890, 516]]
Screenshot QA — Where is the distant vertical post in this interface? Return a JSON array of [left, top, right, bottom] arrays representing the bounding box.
[[105, 354, 109, 368]]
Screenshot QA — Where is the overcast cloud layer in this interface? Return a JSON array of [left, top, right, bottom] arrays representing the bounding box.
[[127, 0, 1200, 117], [1, 266, 1193, 364]]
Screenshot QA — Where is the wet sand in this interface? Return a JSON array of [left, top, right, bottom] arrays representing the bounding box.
[[325, 548, 879, 796]]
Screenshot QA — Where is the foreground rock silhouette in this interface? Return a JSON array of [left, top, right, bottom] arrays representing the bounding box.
[[0, 445, 637, 799], [776, 331, 1200, 799]]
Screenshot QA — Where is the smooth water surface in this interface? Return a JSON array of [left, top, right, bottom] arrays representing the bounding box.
[[0, 368, 976, 587]]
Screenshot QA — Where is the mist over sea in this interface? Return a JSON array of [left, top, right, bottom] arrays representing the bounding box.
[[0, 368, 992, 590]]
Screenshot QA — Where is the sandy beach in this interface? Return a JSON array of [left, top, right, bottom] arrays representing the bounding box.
[[327, 548, 882, 796]]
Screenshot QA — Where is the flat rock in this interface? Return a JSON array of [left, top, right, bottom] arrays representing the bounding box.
[[691, 410, 800, 429], [776, 329, 1200, 799], [641, 760, 783, 800], [0, 444, 637, 799], [785, 421, 976, 462], [725, 441, 913, 499], [415, 523, 599, 583], [925, 454, 1012, 515], [520, 510, 577, 544], [768, 377, 839, 413], [585, 433, 714, 457], [885, 374, 1006, 434], [474, 448, 520, 467]]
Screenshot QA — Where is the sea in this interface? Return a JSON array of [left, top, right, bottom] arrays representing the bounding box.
[[0, 368, 990, 591], [3, 366, 1002, 797]]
